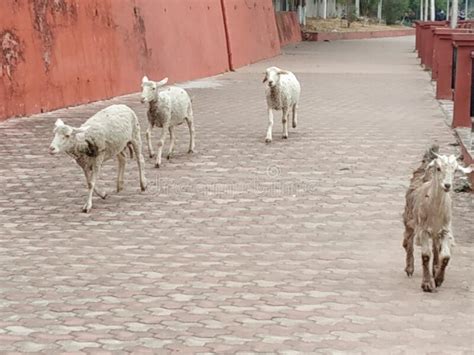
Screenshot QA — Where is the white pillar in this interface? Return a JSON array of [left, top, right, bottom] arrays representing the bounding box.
[[420, 0, 424, 20], [424, 0, 429, 20], [377, 0, 383, 22], [323, 0, 327, 19], [447, 0, 450, 20], [451, 0, 458, 27], [466, 0, 469, 19], [355, 0, 360, 17], [430, 0, 435, 20]]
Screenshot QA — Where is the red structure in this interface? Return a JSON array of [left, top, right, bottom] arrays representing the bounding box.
[[418, 22, 447, 69], [452, 33, 474, 128], [275, 11, 302, 46], [0, 0, 293, 121]]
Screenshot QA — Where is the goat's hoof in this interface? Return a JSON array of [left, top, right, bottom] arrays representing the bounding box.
[[282, 135, 288, 139], [265, 138, 272, 144], [434, 277, 444, 288], [421, 280, 435, 292]]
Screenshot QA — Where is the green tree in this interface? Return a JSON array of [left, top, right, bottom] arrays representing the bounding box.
[[383, 0, 409, 24]]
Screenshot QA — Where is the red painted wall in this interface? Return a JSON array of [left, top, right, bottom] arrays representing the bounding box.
[[0, 0, 230, 120], [222, 0, 280, 69], [0, 0, 283, 121], [275, 12, 302, 46]]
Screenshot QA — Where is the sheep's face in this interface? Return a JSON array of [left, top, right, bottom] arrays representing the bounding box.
[[263, 67, 281, 88], [140, 76, 168, 103], [429, 154, 473, 192], [49, 119, 88, 155]]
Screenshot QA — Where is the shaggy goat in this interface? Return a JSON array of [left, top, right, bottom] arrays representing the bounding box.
[[263, 66, 301, 143], [49, 104, 147, 213], [140, 76, 195, 168], [403, 148, 472, 292]]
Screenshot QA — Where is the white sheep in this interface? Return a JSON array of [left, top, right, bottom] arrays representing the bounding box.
[[403, 150, 472, 292], [140, 76, 195, 168], [49, 104, 147, 213], [262, 66, 301, 143]]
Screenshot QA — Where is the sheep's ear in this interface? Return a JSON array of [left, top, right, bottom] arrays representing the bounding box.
[[156, 77, 168, 87], [142, 75, 149, 83], [262, 74, 268, 83], [73, 126, 89, 141], [457, 164, 473, 174], [55, 119, 64, 127], [277, 68, 289, 75], [427, 160, 436, 168]]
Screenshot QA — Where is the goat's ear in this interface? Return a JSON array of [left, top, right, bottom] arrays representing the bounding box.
[[457, 164, 473, 174], [156, 77, 168, 87], [142, 75, 149, 83], [55, 119, 64, 127]]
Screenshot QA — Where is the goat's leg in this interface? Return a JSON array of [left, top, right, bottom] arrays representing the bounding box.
[[282, 108, 289, 139], [434, 229, 453, 288], [167, 126, 175, 160], [146, 124, 155, 159], [292, 104, 297, 128], [130, 137, 147, 192], [420, 231, 435, 292], [185, 115, 195, 154], [403, 226, 415, 277], [155, 123, 169, 169], [265, 108, 274, 143], [432, 237, 440, 278], [116, 151, 126, 193]]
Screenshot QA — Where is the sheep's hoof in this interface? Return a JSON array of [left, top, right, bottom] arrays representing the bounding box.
[[167, 154, 172, 160], [155, 163, 161, 169], [282, 135, 288, 139], [141, 183, 147, 192], [434, 276, 444, 288], [82, 205, 92, 213], [188, 149, 194, 154], [405, 267, 414, 277], [265, 138, 272, 144], [100, 193, 108, 200], [149, 153, 156, 159], [292, 122, 297, 128], [421, 280, 435, 292], [117, 187, 123, 193]]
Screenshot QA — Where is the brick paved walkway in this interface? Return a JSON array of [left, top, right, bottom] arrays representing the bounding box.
[[0, 37, 473, 353]]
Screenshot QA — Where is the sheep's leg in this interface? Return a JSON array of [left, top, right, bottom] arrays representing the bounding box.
[[402, 226, 415, 277], [130, 138, 147, 192], [434, 230, 452, 287], [146, 124, 155, 159], [167, 126, 175, 160], [82, 159, 102, 213], [265, 108, 274, 143], [420, 231, 435, 292], [155, 123, 169, 168], [282, 108, 289, 139], [116, 151, 126, 193], [292, 104, 297, 128], [432, 237, 440, 278], [84, 167, 107, 201], [185, 116, 195, 154]]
